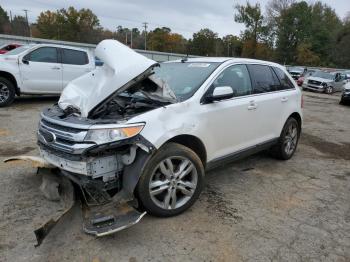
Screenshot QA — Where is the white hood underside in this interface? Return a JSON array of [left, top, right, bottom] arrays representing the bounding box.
[[58, 40, 159, 118]]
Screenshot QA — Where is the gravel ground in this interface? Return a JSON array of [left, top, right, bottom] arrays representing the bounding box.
[[0, 92, 349, 262]]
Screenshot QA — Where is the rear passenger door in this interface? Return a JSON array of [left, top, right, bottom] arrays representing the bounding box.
[[246, 64, 286, 142], [60, 48, 93, 91]]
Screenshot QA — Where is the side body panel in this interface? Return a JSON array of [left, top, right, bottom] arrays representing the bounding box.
[[130, 60, 302, 163]]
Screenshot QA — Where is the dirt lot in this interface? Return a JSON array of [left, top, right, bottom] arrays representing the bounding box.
[[0, 92, 349, 262]]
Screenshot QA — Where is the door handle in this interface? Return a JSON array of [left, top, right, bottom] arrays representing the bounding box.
[[281, 97, 288, 102], [51, 66, 61, 70], [247, 101, 257, 110]]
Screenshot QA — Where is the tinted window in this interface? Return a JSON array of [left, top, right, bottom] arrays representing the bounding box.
[[61, 49, 88, 65], [247, 64, 280, 94], [273, 67, 295, 90], [27, 47, 58, 63], [212, 64, 252, 97]]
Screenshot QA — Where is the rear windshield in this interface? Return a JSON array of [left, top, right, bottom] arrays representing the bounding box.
[[4, 45, 31, 55], [153, 62, 220, 101]]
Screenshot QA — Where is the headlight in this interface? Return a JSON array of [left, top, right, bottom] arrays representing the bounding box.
[[84, 124, 144, 144]]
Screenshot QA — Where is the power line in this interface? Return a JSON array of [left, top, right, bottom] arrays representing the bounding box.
[[23, 9, 32, 37]]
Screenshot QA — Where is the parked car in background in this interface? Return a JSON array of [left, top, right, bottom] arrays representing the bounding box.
[[343, 70, 350, 80], [302, 71, 347, 94], [0, 44, 95, 107], [288, 66, 305, 80], [297, 69, 318, 86], [340, 82, 350, 105], [0, 43, 21, 54], [34, 40, 303, 240]]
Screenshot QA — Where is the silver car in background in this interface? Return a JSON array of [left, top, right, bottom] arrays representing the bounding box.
[[302, 71, 347, 94]]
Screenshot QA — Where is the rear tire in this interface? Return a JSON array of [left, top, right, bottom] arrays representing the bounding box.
[[270, 118, 300, 160], [0, 77, 15, 107], [136, 143, 204, 217]]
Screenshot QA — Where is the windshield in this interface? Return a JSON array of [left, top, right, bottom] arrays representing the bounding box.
[[152, 62, 220, 101], [289, 67, 304, 73], [5, 45, 31, 55], [312, 71, 335, 80]]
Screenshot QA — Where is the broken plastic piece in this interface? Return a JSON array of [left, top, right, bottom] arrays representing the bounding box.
[[83, 201, 146, 237], [4, 156, 55, 168], [34, 169, 75, 247]]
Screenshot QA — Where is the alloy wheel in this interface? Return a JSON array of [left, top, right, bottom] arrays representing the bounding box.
[[283, 122, 298, 156], [326, 86, 333, 94], [0, 82, 10, 103], [149, 156, 198, 210]]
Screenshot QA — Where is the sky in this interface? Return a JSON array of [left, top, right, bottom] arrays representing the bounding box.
[[2, 0, 349, 39]]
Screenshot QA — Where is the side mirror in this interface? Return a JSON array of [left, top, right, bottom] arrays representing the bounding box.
[[22, 58, 29, 65], [205, 86, 234, 103]]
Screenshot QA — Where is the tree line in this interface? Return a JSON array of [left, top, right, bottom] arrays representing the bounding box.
[[0, 1, 349, 68]]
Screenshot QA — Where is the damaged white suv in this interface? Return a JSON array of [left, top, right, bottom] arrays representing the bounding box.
[[34, 40, 302, 239]]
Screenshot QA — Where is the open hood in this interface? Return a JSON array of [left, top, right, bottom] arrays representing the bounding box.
[[58, 40, 160, 118]]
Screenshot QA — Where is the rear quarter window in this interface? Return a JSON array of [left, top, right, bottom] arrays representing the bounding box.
[[61, 48, 88, 65], [272, 67, 295, 90], [247, 64, 280, 94]]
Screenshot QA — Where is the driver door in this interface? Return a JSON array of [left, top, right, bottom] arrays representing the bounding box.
[[19, 47, 62, 93], [200, 64, 259, 161]]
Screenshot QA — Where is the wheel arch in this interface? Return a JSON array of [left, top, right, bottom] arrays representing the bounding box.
[[165, 135, 207, 167], [0, 71, 19, 95], [287, 112, 302, 133]]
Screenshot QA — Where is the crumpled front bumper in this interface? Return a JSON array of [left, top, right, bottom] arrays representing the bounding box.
[[4, 156, 148, 246]]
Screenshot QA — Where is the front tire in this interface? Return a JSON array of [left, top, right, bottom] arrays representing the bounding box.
[[136, 143, 204, 217], [325, 86, 333, 94], [0, 77, 15, 107], [270, 117, 300, 160]]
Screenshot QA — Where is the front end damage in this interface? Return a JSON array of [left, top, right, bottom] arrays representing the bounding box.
[[5, 108, 157, 246], [36, 107, 157, 244], [4, 39, 177, 245]]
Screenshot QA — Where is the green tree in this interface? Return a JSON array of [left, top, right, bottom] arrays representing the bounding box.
[[222, 35, 242, 57], [37, 7, 101, 43], [189, 28, 218, 56], [296, 42, 320, 65], [275, 1, 312, 64], [309, 2, 342, 65], [234, 1, 266, 58], [0, 6, 11, 34], [11, 15, 29, 36], [333, 21, 350, 68]]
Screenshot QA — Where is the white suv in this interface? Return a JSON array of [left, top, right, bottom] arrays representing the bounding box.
[[0, 44, 95, 106], [37, 40, 302, 236]]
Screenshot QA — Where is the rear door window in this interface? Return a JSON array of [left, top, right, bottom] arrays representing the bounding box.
[[247, 64, 280, 94], [272, 67, 295, 90], [61, 48, 88, 65]]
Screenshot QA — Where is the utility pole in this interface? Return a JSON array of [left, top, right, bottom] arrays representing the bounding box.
[[130, 29, 133, 49], [125, 29, 128, 45], [23, 9, 31, 37], [142, 22, 148, 50]]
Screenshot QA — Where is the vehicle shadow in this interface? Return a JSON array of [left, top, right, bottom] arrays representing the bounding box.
[[13, 95, 59, 105]]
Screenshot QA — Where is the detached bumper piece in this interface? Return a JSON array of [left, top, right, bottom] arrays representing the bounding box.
[[83, 202, 146, 237], [61, 170, 147, 237]]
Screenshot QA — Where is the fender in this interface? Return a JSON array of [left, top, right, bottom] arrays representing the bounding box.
[[122, 148, 154, 198]]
